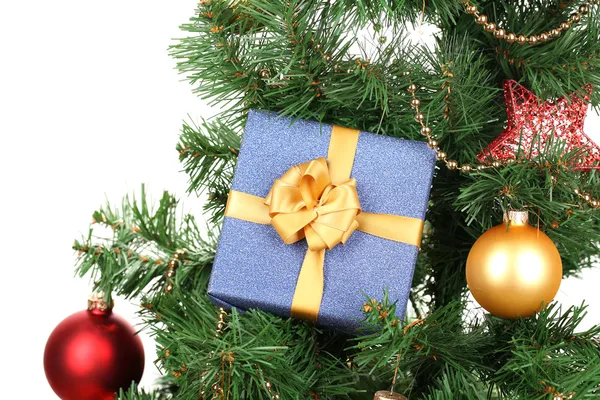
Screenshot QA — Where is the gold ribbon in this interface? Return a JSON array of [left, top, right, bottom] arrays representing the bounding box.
[[224, 126, 424, 321]]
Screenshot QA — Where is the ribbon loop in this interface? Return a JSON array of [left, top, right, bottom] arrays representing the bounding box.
[[265, 157, 362, 253]]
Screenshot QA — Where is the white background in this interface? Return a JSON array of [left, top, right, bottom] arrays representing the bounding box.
[[0, 1, 598, 398]]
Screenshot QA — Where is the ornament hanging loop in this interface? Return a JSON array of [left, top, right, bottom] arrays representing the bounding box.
[[373, 391, 407, 400], [87, 292, 114, 314], [504, 210, 529, 225]]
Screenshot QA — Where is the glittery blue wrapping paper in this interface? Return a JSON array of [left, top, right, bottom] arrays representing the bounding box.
[[208, 110, 436, 330]]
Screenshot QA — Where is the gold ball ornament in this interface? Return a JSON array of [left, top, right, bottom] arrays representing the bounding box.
[[373, 391, 407, 400], [466, 211, 562, 319]]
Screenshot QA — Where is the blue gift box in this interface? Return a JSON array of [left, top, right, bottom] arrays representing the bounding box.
[[208, 110, 436, 330]]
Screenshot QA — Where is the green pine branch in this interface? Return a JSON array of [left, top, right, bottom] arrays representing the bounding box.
[[73, 185, 216, 303], [177, 119, 241, 223], [142, 286, 358, 400]]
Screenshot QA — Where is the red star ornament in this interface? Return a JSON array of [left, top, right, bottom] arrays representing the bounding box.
[[477, 80, 600, 170]]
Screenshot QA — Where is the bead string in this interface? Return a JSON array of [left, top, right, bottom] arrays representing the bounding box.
[[214, 309, 280, 399], [441, 62, 454, 122], [406, 75, 600, 209], [211, 308, 230, 400], [541, 380, 575, 399], [406, 73, 500, 173], [573, 187, 600, 208], [264, 380, 280, 400], [256, 367, 280, 400], [164, 250, 185, 293], [460, 0, 596, 46], [216, 307, 227, 336]]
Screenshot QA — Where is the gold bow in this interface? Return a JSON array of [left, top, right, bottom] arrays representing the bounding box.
[[224, 126, 425, 322], [265, 157, 361, 251]]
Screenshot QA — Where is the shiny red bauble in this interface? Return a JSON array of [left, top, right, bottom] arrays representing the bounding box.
[[44, 301, 144, 400]]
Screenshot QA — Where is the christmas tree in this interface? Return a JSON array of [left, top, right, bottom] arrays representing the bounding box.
[[72, 1, 600, 398]]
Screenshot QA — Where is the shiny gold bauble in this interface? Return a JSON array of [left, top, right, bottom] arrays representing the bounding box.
[[466, 211, 562, 319], [373, 391, 407, 400]]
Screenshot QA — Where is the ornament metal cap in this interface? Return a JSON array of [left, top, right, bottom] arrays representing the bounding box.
[[87, 292, 114, 312], [504, 210, 528, 225], [373, 391, 407, 400]]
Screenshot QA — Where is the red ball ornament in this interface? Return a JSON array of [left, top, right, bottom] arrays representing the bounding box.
[[44, 294, 145, 400]]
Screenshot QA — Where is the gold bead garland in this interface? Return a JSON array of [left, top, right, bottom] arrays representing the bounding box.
[[164, 250, 186, 293], [441, 62, 454, 122], [541, 380, 576, 399], [216, 307, 227, 336], [573, 187, 600, 209], [460, 0, 596, 46], [264, 380, 280, 400], [406, 74, 499, 173], [211, 308, 234, 400], [255, 366, 280, 400]]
